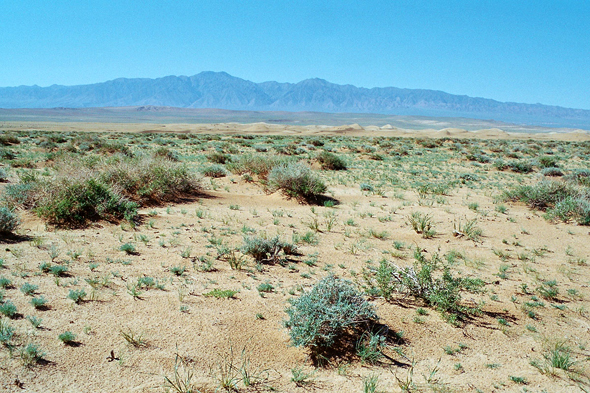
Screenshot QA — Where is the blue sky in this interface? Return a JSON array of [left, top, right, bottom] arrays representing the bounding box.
[[2, 1, 589, 109]]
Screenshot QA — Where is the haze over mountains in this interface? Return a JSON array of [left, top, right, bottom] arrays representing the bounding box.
[[1, 71, 589, 129]]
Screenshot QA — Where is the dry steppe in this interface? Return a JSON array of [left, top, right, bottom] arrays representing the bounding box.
[[0, 122, 589, 393]]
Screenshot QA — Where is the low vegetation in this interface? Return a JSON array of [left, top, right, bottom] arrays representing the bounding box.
[[0, 129, 588, 392]]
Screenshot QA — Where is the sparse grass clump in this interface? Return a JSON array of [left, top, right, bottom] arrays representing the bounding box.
[[4, 155, 200, 227], [408, 212, 436, 238], [241, 236, 297, 264], [267, 162, 327, 201], [504, 179, 590, 225], [362, 252, 484, 325], [284, 275, 378, 356], [20, 282, 38, 296], [204, 289, 238, 299]]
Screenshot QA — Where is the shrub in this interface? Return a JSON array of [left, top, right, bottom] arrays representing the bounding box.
[[226, 154, 290, 180], [317, 151, 347, 170], [31, 296, 48, 309], [203, 289, 238, 299], [4, 155, 200, 228], [0, 318, 14, 344], [241, 236, 298, 264], [207, 151, 230, 164], [284, 275, 377, 355], [20, 343, 45, 367], [153, 147, 179, 161], [509, 160, 533, 173], [58, 331, 77, 345], [0, 300, 17, 318], [538, 155, 559, 168], [119, 243, 137, 255], [267, 162, 327, 201], [20, 282, 38, 296], [201, 164, 227, 178], [0, 207, 19, 234], [504, 179, 590, 225], [504, 180, 575, 210], [541, 167, 563, 177], [362, 252, 484, 325], [68, 289, 87, 304], [0, 168, 8, 183]]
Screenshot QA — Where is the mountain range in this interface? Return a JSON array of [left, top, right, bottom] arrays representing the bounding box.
[[1, 71, 589, 129]]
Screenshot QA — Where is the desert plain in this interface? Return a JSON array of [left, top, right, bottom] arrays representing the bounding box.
[[0, 120, 589, 393]]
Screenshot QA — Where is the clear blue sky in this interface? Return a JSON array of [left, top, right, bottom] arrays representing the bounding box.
[[2, 1, 589, 109]]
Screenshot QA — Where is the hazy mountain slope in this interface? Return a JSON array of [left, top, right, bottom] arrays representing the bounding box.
[[1, 71, 589, 128]]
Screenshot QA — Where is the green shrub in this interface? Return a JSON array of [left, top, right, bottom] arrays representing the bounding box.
[[20, 282, 38, 296], [20, 343, 45, 367], [362, 252, 484, 325], [538, 155, 559, 168], [58, 331, 77, 345], [284, 275, 377, 355], [0, 207, 19, 234], [153, 147, 179, 161], [119, 243, 137, 255], [317, 151, 347, 170], [0, 300, 17, 318], [207, 151, 230, 164], [203, 289, 238, 299], [504, 179, 590, 225], [508, 160, 533, 173], [201, 164, 227, 178], [541, 167, 563, 177], [50, 265, 69, 276], [68, 289, 87, 304], [226, 154, 290, 179], [0, 318, 14, 344], [31, 296, 48, 309], [267, 162, 327, 201], [4, 155, 200, 228], [28, 177, 136, 227]]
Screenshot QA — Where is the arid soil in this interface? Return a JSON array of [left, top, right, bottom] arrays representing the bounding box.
[[0, 123, 589, 392]]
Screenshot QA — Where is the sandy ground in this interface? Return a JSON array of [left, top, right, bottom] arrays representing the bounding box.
[[0, 124, 588, 392], [1, 120, 590, 141]]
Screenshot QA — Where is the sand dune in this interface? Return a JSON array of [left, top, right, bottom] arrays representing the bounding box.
[[1, 120, 590, 141]]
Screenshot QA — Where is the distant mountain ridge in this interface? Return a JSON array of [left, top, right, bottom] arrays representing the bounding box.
[[1, 71, 590, 128]]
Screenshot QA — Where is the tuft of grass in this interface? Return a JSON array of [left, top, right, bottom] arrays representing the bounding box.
[[120, 328, 147, 347], [316, 151, 347, 170], [203, 289, 238, 299], [119, 243, 137, 255], [408, 212, 436, 238], [291, 366, 314, 386]]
